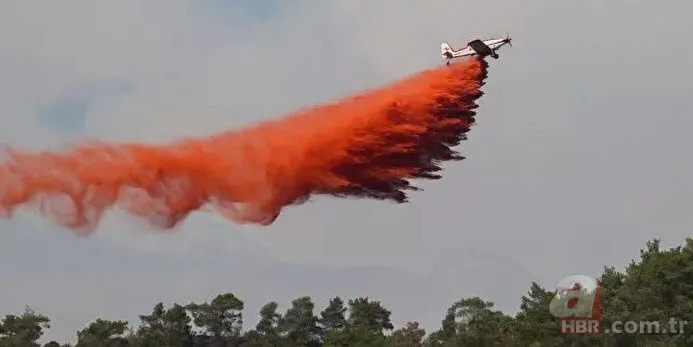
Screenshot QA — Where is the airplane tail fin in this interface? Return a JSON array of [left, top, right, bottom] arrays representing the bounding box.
[[441, 42, 453, 55]]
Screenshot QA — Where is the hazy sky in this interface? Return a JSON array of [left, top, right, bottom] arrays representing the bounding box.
[[1, 0, 692, 343]]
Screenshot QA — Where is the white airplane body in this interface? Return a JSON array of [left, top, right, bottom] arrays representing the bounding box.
[[441, 35, 512, 65]]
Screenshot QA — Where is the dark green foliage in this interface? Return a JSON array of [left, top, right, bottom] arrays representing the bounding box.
[[10, 237, 693, 346], [133, 302, 193, 346], [0, 307, 51, 347], [75, 319, 130, 347]]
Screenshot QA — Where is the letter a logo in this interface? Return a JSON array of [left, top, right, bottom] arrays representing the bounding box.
[[549, 275, 600, 318]]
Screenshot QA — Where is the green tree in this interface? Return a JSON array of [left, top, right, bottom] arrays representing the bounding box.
[[424, 304, 459, 347], [600, 238, 693, 346], [256, 301, 282, 342], [279, 296, 321, 347], [330, 297, 393, 347], [449, 297, 515, 346], [322, 297, 393, 347], [514, 282, 562, 346], [75, 319, 130, 347], [347, 297, 393, 336], [320, 296, 348, 346], [135, 302, 193, 346], [388, 321, 425, 347], [187, 292, 244, 345], [240, 330, 273, 347], [239, 301, 283, 347], [0, 307, 51, 347], [320, 297, 347, 335]]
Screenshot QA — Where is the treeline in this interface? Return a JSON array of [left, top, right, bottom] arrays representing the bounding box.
[[3, 237, 693, 346]]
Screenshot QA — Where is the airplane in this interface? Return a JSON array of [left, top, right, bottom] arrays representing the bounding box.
[[441, 34, 512, 65]]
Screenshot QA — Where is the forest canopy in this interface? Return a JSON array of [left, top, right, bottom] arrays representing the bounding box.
[[3, 237, 693, 347]]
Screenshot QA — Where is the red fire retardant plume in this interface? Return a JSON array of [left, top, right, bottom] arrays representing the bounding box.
[[0, 58, 489, 233]]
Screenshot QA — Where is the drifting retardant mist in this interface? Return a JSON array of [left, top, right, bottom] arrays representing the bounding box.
[[0, 58, 489, 232]]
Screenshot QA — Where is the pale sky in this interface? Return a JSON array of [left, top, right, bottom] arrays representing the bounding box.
[[1, 0, 692, 344]]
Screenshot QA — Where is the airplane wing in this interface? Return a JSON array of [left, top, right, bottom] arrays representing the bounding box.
[[467, 39, 493, 57]]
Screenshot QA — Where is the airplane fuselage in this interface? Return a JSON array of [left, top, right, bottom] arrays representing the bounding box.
[[442, 36, 511, 64]]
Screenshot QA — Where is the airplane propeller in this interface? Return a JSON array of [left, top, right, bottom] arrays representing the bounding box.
[[505, 32, 512, 47]]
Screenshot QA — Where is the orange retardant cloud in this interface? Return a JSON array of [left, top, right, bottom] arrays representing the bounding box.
[[0, 58, 488, 233]]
